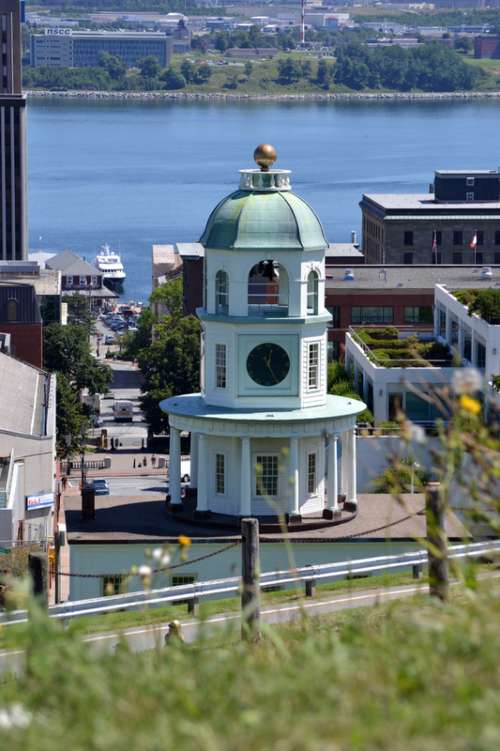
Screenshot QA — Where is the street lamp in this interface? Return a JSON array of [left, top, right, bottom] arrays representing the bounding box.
[[410, 462, 420, 495]]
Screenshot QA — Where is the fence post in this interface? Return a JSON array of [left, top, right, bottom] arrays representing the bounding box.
[[425, 482, 449, 602], [241, 517, 260, 641], [305, 565, 316, 597], [28, 552, 48, 609], [187, 597, 199, 616]]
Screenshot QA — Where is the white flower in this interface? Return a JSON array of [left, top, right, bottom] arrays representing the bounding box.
[[161, 552, 171, 567], [138, 564, 152, 577], [410, 424, 427, 445], [152, 548, 163, 561], [0, 704, 31, 730], [452, 368, 483, 395]]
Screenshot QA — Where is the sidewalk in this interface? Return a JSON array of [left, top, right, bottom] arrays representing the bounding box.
[[66, 452, 189, 479]]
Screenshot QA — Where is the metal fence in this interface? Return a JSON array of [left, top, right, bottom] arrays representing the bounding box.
[[1, 539, 498, 627]]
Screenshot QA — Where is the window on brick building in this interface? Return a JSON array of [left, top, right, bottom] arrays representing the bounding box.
[[453, 252, 463, 264], [477, 230, 484, 246], [495, 231, 500, 246], [476, 252, 483, 264], [404, 306, 433, 324], [403, 252, 413, 265], [404, 231, 413, 246], [453, 231, 463, 245], [351, 307, 393, 324], [495, 252, 500, 264]]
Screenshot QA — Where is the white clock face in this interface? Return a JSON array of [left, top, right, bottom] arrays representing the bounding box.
[[246, 343, 290, 387]]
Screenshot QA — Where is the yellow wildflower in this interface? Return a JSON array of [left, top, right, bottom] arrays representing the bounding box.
[[459, 395, 481, 416], [178, 534, 191, 547]]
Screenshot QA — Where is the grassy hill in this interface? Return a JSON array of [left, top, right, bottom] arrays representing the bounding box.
[[1, 580, 499, 749]]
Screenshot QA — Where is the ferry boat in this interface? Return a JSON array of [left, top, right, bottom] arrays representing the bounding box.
[[94, 244, 126, 290]]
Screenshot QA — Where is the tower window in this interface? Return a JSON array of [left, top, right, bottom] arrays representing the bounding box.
[[215, 343, 227, 388], [307, 453, 317, 495], [308, 342, 320, 390], [307, 270, 319, 315], [215, 270, 228, 314], [255, 455, 278, 497], [215, 453, 225, 495]]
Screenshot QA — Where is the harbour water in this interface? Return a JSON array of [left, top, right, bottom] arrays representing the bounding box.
[[28, 98, 500, 302]]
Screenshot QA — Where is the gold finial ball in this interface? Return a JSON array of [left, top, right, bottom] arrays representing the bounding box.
[[254, 143, 277, 172]]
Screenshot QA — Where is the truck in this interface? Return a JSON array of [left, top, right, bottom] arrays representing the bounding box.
[[112, 400, 134, 422]]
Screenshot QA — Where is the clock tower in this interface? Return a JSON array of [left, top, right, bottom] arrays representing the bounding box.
[[161, 146, 365, 522]]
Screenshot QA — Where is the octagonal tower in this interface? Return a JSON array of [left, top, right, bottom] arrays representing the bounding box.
[[161, 146, 366, 521]]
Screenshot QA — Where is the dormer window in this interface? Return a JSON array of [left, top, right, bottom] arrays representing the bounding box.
[[215, 270, 228, 314], [307, 270, 319, 316]]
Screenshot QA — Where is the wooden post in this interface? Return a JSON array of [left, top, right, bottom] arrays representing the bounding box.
[[28, 552, 48, 608], [241, 517, 260, 641], [412, 564, 423, 580], [425, 482, 449, 602], [305, 579, 316, 597], [187, 597, 199, 616]]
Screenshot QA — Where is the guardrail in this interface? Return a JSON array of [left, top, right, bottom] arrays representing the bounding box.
[[1, 540, 498, 627]]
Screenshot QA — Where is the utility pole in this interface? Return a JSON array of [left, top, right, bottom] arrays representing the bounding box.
[[241, 517, 260, 641], [425, 482, 449, 602]]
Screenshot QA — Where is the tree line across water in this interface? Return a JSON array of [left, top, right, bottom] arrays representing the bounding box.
[[24, 40, 483, 93]]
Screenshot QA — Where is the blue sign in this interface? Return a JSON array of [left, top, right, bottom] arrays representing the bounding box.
[[26, 493, 54, 511]]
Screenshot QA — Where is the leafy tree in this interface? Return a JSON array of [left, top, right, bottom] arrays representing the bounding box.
[[194, 62, 212, 84], [150, 277, 183, 318], [138, 315, 200, 433], [277, 58, 302, 85], [98, 52, 126, 80], [161, 67, 186, 90], [244, 61, 253, 77], [180, 58, 196, 83], [316, 59, 332, 88], [55, 374, 88, 458], [44, 323, 111, 395], [138, 55, 161, 79]]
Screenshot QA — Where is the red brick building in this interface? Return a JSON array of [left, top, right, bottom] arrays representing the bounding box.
[[474, 35, 500, 59]]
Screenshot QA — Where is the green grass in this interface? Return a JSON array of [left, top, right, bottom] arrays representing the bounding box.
[[0, 570, 422, 650], [0, 578, 498, 750]]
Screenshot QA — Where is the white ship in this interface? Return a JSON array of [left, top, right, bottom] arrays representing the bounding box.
[[94, 244, 126, 290]]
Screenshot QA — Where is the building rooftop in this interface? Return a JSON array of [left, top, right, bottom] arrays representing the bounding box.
[[326, 243, 364, 259], [362, 193, 500, 213], [325, 265, 500, 291], [64, 492, 468, 544], [351, 327, 453, 368], [0, 351, 53, 437], [45, 250, 102, 277]]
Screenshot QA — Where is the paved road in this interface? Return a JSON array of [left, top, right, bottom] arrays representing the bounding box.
[[106, 475, 166, 496], [0, 580, 440, 676]]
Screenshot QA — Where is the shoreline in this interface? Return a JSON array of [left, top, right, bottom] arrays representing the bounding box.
[[26, 89, 500, 103]]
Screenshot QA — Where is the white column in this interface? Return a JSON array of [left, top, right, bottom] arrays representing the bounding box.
[[190, 433, 198, 489], [340, 431, 350, 500], [445, 312, 452, 345], [196, 434, 208, 512], [169, 427, 181, 505], [240, 437, 251, 517], [327, 434, 339, 513], [348, 428, 358, 508], [289, 436, 300, 517], [458, 326, 464, 362]]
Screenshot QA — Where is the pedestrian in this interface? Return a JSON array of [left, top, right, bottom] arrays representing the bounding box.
[[151, 454, 156, 468], [164, 620, 184, 646], [133, 458, 136, 469], [144, 457, 148, 468]]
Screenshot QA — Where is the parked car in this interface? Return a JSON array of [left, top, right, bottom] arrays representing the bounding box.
[[104, 335, 115, 345], [93, 479, 110, 495]]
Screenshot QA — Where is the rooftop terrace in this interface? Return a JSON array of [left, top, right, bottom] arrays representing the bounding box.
[[351, 327, 454, 368]]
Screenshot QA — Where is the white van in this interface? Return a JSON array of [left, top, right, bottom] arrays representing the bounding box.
[[112, 400, 134, 422]]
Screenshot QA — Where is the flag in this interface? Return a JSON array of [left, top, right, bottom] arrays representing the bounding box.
[[432, 231, 437, 251], [469, 233, 477, 250]]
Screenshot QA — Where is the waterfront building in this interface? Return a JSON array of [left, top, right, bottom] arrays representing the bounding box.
[[161, 145, 366, 520], [360, 170, 500, 265], [0, 350, 56, 545], [45, 250, 117, 310], [474, 35, 500, 59], [0, 0, 28, 261], [30, 30, 172, 69]]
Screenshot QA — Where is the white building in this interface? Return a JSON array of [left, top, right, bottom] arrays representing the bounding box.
[[161, 146, 365, 521], [0, 351, 57, 545], [434, 283, 500, 381]]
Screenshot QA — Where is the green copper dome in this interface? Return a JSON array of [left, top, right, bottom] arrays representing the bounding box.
[[200, 189, 328, 252]]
